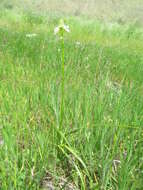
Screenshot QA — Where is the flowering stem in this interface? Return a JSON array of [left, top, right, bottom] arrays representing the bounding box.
[[54, 19, 70, 143], [60, 34, 65, 130]]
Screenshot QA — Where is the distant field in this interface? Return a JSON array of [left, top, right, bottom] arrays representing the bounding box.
[[0, 0, 143, 24], [0, 2, 143, 190]]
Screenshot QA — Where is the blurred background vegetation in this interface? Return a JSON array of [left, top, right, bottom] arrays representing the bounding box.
[[0, 0, 143, 25]]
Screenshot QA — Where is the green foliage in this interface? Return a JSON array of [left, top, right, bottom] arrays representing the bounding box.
[[0, 10, 143, 189], [23, 12, 46, 25]]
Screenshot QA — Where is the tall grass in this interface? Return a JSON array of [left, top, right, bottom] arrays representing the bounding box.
[[0, 10, 143, 189]]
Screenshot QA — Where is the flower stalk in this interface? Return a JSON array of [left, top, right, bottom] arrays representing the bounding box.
[[54, 19, 70, 132]]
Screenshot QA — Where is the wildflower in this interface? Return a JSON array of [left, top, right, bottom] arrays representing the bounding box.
[[0, 139, 4, 146], [75, 41, 80, 46], [26, 33, 37, 38], [54, 19, 70, 36], [54, 19, 70, 134], [75, 41, 81, 48]]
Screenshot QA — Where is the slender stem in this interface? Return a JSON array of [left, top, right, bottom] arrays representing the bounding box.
[[60, 34, 65, 130]]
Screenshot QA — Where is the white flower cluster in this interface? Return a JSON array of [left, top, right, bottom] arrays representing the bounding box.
[[26, 33, 37, 38], [54, 19, 70, 35]]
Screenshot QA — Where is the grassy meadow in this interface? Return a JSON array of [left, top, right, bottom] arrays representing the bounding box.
[[0, 2, 143, 189]]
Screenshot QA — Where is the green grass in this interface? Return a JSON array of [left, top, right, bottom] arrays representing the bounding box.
[[0, 10, 143, 189]]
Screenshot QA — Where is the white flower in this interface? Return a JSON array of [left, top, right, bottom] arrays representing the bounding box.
[[26, 33, 37, 38], [0, 139, 4, 146], [62, 24, 70, 33], [76, 41, 80, 46], [54, 19, 70, 35]]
